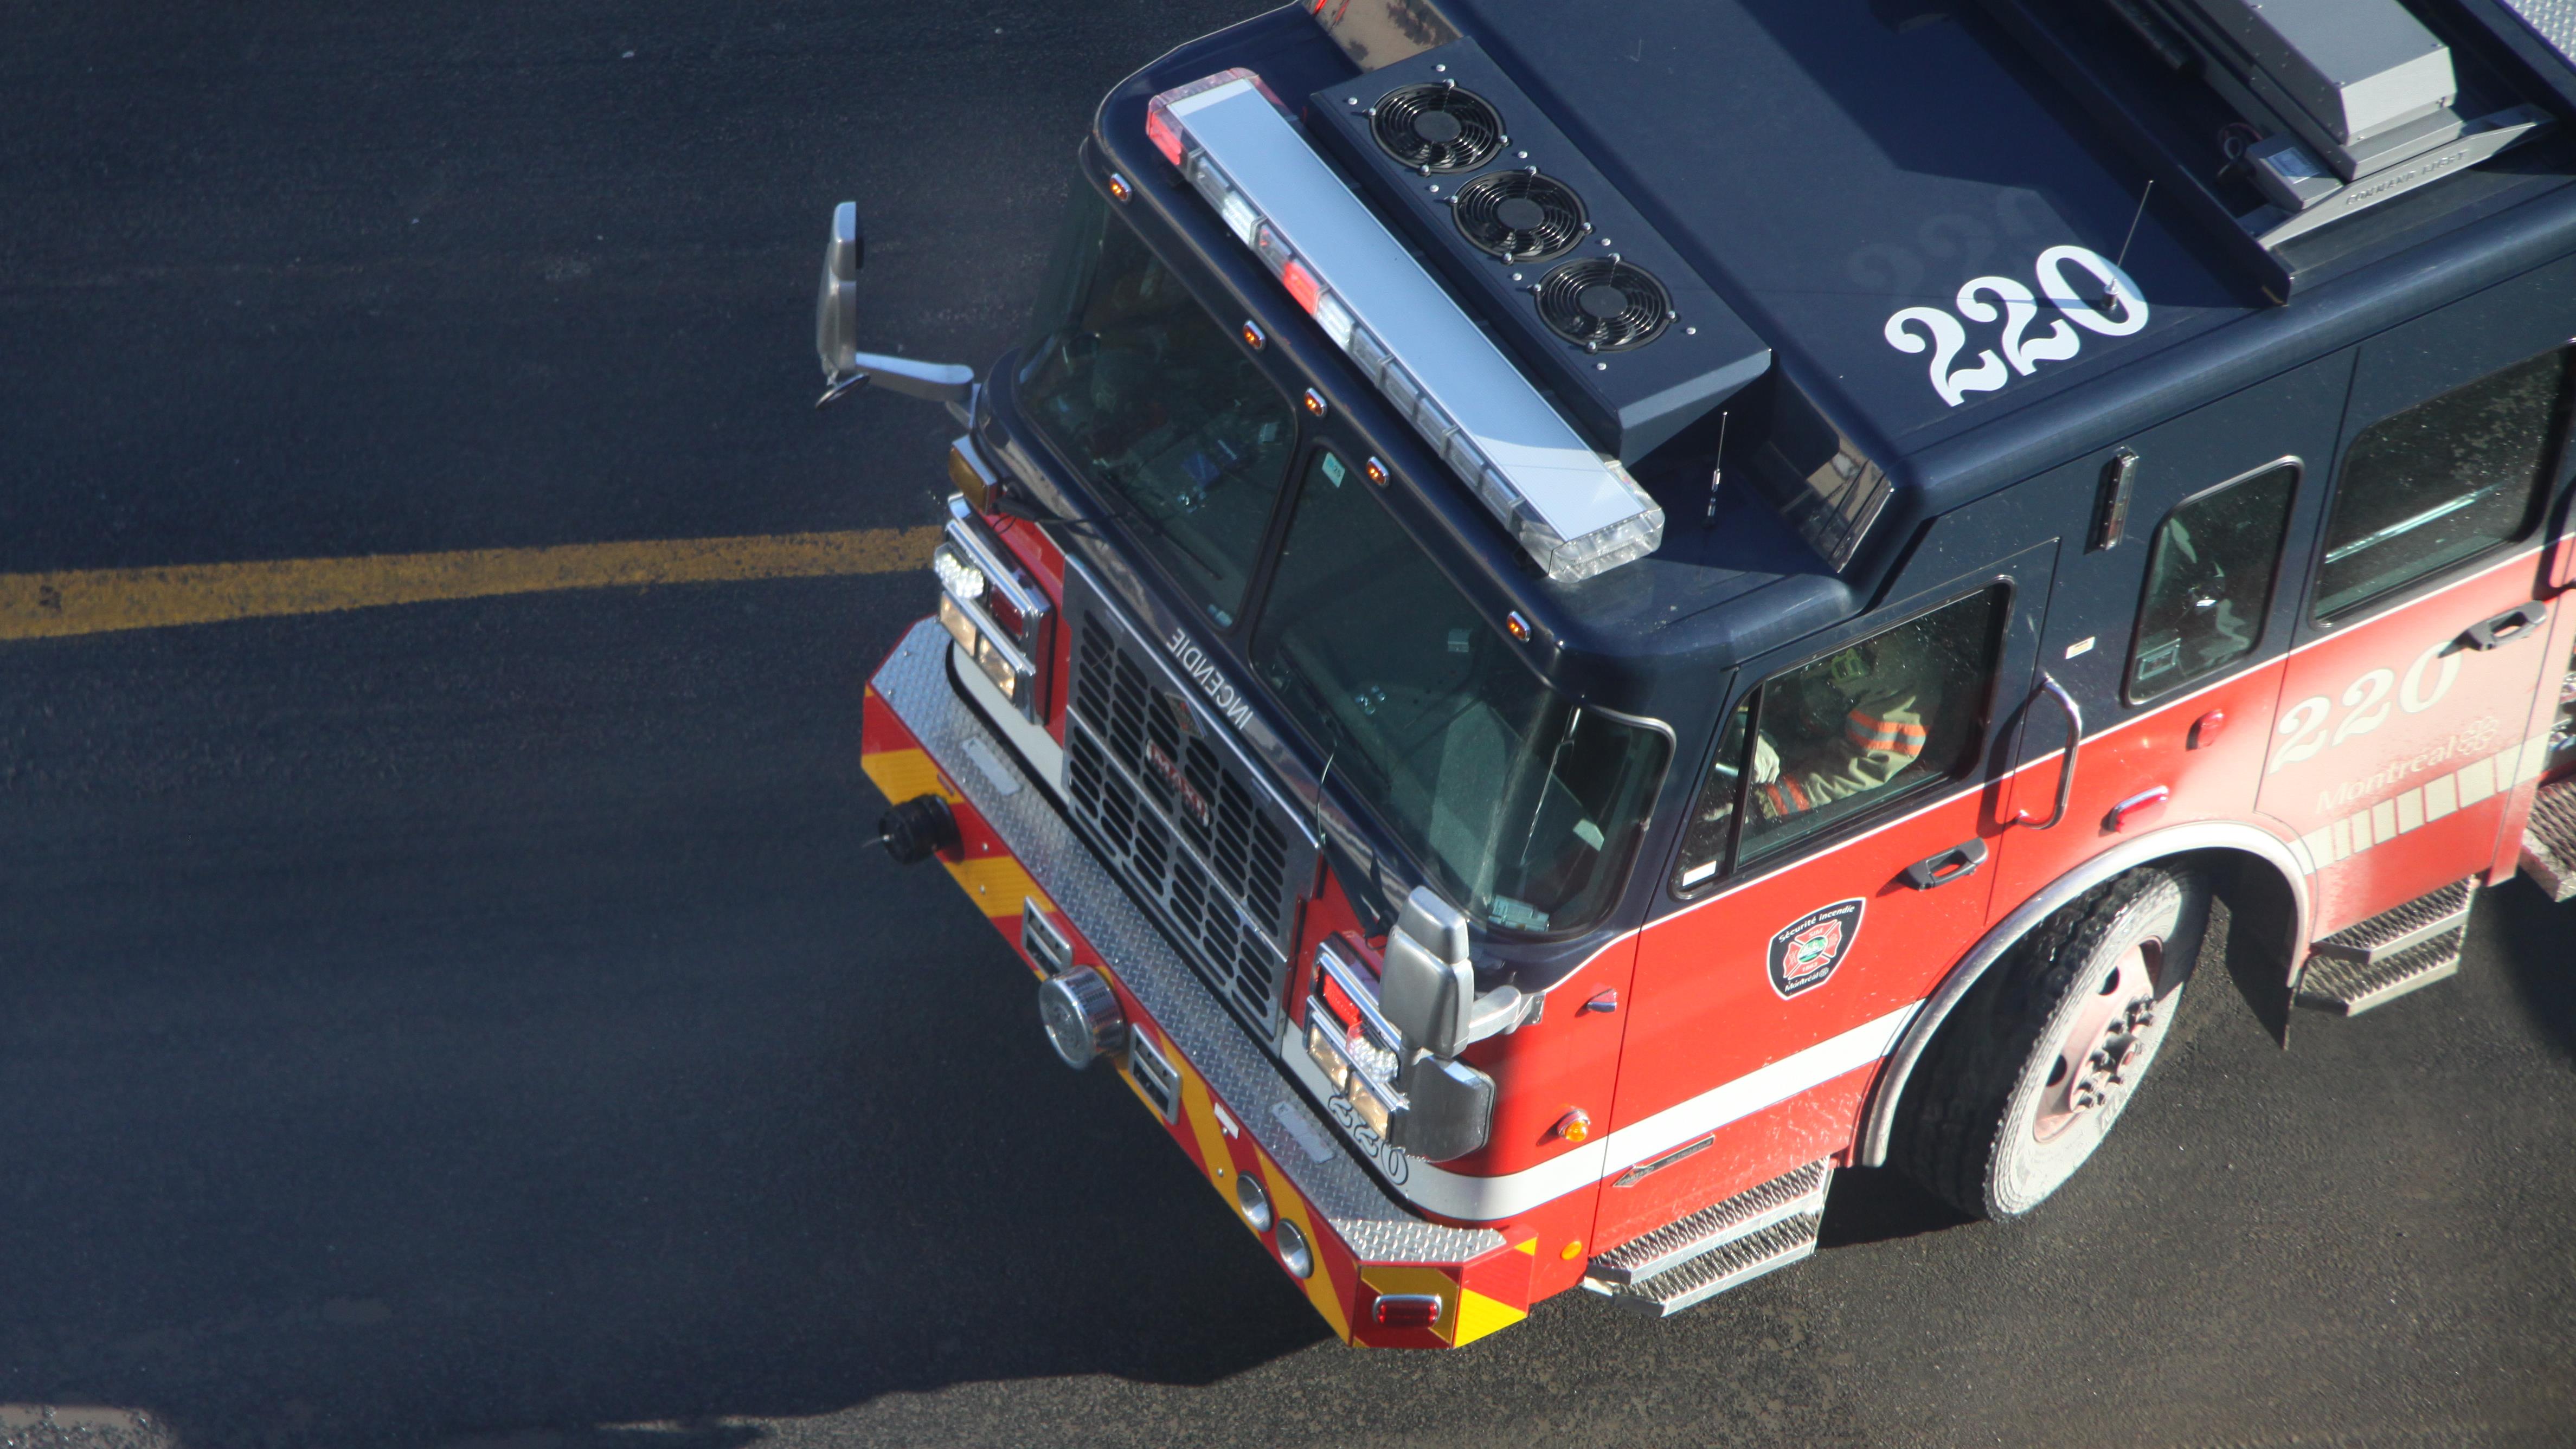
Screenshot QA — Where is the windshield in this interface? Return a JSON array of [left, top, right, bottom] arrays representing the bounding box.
[[1251, 449, 1669, 936], [1017, 183, 1297, 629]]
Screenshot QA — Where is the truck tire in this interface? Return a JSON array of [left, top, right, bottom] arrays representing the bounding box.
[[1896, 864, 2211, 1220]]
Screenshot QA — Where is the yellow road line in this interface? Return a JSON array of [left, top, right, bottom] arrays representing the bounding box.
[[0, 527, 942, 641]]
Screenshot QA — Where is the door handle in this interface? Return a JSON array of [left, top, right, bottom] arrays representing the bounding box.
[[2461, 603, 2548, 651], [1900, 836, 1989, 890], [2013, 673, 2083, 830]]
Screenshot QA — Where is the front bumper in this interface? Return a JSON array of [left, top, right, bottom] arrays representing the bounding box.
[[862, 617, 1538, 1348]]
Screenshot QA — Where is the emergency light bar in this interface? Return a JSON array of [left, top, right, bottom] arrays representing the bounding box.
[[1146, 70, 1665, 584]]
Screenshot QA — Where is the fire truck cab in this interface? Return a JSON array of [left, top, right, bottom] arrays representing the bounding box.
[[841, 0, 2576, 1347]]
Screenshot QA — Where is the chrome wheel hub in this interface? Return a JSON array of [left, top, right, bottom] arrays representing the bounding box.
[[2033, 942, 2162, 1143]]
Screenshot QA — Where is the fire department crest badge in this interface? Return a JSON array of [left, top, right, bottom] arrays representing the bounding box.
[[1768, 899, 1864, 999]]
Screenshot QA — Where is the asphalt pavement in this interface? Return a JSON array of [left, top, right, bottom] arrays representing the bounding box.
[[4, 4, 2573, 1447]]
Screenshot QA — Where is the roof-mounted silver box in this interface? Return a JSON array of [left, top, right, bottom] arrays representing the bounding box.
[[2185, 0, 2456, 143], [2092, 0, 2553, 250], [2176, 0, 2461, 181]]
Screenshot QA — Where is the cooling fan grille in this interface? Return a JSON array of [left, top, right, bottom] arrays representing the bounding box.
[[1537, 259, 1673, 352], [1371, 83, 1504, 173], [1451, 170, 1588, 262]]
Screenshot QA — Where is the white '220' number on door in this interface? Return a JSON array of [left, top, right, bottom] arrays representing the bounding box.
[[2268, 641, 2463, 775]]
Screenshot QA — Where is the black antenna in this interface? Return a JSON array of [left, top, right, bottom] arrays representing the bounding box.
[[1704, 410, 1731, 526], [2112, 178, 2155, 279], [1309, 749, 1338, 872]]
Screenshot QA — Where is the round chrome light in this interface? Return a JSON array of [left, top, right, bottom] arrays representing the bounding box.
[[1038, 967, 1125, 1069], [1235, 1171, 1273, 1232], [1274, 1217, 1314, 1279]]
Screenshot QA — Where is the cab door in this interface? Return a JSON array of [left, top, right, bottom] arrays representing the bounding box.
[[1600, 543, 2051, 1247], [1987, 350, 2354, 919], [2255, 266, 2576, 936]]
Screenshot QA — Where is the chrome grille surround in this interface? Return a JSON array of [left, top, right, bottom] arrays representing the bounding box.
[[1061, 571, 1312, 1037]]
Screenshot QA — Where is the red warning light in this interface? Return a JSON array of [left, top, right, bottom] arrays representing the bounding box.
[[1145, 106, 1185, 168], [1281, 259, 1322, 315], [1371, 1293, 1441, 1329]]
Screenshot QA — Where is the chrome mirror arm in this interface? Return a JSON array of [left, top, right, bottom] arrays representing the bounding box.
[[817, 350, 975, 413]]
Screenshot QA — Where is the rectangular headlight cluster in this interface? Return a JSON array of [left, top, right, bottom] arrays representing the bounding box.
[[1304, 936, 1410, 1138], [933, 495, 1052, 719], [1147, 70, 1665, 583]]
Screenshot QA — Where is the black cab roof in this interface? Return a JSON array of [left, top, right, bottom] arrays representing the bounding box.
[[1077, 0, 2576, 703]]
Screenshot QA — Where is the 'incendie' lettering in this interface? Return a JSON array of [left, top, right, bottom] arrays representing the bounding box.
[[1166, 626, 1257, 731]]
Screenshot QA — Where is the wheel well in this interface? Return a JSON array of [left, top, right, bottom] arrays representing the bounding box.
[[1854, 828, 2308, 1166]]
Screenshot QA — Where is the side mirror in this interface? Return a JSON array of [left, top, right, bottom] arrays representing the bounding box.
[[1379, 887, 1475, 1059], [1378, 885, 1541, 1061], [810, 200, 976, 416], [815, 202, 863, 382]]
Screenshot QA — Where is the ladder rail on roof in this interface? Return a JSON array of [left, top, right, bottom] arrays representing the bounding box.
[[2457, 0, 2576, 111]]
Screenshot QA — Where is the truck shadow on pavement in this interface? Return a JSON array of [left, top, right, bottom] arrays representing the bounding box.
[[0, 699, 1326, 1448], [2490, 877, 2576, 1061]]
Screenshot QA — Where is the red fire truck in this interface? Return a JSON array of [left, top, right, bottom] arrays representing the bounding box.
[[828, 0, 2576, 1347]]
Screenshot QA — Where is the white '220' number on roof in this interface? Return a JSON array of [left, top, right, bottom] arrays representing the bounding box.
[[1884, 246, 2149, 408]]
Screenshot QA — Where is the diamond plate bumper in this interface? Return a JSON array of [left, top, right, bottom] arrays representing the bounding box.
[[862, 617, 1537, 1348]]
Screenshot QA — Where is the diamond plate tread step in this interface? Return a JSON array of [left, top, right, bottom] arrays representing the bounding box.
[[1586, 1159, 1831, 1286], [2297, 928, 2466, 1015], [1602, 1214, 1821, 1318], [2520, 777, 2576, 903], [2311, 878, 2476, 964]]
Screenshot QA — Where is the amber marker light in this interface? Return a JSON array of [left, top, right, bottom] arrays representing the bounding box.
[[1364, 456, 1389, 486], [1506, 611, 1532, 643], [1302, 387, 1328, 417], [1554, 1107, 1592, 1143], [1105, 171, 1133, 203], [1241, 319, 1267, 350], [947, 440, 993, 513], [1560, 1239, 1585, 1260]]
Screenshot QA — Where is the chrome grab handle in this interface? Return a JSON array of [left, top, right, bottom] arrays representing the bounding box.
[[2013, 673, 2082, 830]]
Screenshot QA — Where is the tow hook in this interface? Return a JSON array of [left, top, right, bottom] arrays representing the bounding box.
[[877, 794, 960, 865]]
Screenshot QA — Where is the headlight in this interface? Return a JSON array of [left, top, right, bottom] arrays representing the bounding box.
[[932, 500, 1051, 722], [933, 548, 987, 603]]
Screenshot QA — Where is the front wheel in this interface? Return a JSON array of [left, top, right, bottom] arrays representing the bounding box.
[[1897, 865, 2211, 1220]]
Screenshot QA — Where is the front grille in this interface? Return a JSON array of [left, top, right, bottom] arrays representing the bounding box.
[[1064, 610, 1301, 1035]]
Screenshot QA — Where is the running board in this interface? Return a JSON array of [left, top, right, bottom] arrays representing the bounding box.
[[1584, 1160, 1829, 1317], [2295, 878, 2474, 1016], [2520, 776, 2576, 903]]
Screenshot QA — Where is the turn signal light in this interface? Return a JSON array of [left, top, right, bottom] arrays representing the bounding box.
[[982, 585, 1026, 639], [947, 437, 996, 514], [1554, 1108, 1592, 1143]]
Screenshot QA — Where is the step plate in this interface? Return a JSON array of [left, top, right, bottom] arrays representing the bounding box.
[[2297, 929, 2466, 1015], [2521, 777, 2576, 903], [1588, 1159, 1831, 1286], [2311, 878, 2475, 964], [1604, 1214, 1821, 1318]]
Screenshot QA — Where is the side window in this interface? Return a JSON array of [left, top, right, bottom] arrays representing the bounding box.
[[1671, 587, 2005, 892], [2127, 461, 2298, 703], [2315, 345, 2573, 621]]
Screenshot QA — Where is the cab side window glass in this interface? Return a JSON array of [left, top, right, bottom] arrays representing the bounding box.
[[2315, 346, 2572, 621], [2127, 462, 2297, 703], [1671, 588, 2003, 890]]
